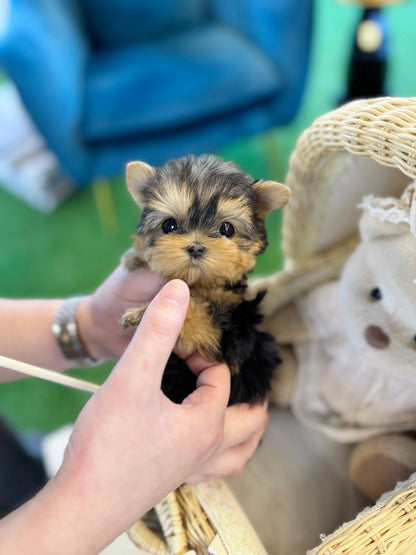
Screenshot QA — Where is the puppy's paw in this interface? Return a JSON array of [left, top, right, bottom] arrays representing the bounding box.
[[120, 306, 147, 328]]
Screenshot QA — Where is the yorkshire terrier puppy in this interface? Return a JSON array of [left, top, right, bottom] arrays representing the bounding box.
[[120, 154, 290, 404]]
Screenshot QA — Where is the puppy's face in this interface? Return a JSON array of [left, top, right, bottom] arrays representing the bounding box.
[[127, 155, 290, 287]]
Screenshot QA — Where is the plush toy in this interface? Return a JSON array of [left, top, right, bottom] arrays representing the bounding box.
[[267, 182, 416, 502], [120, 154, 289, 405]]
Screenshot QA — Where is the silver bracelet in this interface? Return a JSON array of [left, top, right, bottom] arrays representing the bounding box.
[[51, 296, 97, 367]]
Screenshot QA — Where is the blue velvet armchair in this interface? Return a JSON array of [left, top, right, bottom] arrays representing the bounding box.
[[0, 0, 313, 185]]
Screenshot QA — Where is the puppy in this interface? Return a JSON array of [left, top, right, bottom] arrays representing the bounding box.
[[121, 154, 290, 404]]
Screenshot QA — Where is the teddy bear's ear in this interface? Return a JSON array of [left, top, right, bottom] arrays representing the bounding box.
[[359, 212, 409, 241], [126, 161, 156, 207], [252, 180, 291, 219]]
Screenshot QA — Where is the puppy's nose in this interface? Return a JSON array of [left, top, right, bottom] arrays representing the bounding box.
[[187, 243, 206, 259], [365, 325, 390, 349]]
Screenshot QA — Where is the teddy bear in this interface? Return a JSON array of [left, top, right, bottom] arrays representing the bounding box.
[[265, 182, 416, 503]]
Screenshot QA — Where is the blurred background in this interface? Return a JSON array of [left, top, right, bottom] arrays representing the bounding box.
[[0, 0, 414, 503]]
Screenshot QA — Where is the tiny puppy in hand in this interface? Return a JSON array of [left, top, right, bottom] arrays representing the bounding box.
[[121, 154, 290, 404]]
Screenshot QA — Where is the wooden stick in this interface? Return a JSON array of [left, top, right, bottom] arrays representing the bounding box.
[[0, 355, 100, 394]]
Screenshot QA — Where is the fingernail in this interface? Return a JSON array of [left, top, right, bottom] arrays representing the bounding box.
[[159, 280, 189, 306]]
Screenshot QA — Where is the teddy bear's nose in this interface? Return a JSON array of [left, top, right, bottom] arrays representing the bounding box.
[[365, 325, 390, 349]]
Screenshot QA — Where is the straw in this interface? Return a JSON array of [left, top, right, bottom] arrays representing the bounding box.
[[0, 354, 100, 394]]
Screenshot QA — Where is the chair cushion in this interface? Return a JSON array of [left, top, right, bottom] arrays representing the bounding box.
[[83, 23, 282, 142], [81, 0, 206, 47]]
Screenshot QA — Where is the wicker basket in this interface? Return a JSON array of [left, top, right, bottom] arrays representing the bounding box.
[[309, 472, 416, 555], [250, 96, 416, 554], [127, 480, 267, 554]]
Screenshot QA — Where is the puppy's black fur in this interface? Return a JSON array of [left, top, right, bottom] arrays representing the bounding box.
[[163, 292, 281, 405]]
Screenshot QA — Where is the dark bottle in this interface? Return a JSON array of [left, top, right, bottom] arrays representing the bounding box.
[[345, 8, 389, 101]]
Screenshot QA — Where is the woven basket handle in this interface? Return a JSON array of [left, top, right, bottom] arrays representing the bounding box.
[[283, 97, 416, 264]]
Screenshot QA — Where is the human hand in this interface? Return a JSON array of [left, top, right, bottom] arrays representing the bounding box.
[[187, 399, 268, 483], [182, 351, 268, 483], [52, 280, 233, 551], [77, 264, 165, 361]]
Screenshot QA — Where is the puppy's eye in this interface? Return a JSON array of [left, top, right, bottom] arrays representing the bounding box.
[[370, 287, 382, 301], [162, 218, 178, 234], [219, 222, 234, 238]]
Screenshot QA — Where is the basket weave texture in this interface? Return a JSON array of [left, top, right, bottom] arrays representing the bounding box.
[[127, 480, 267, 554], [309, 473, 416, 555]]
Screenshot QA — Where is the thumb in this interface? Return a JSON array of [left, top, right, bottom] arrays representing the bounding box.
[[114, 279, 190, 390]]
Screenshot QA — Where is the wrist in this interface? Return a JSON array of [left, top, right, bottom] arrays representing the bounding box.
[[51, 297, 99, 367], [75, 297, 108, 363]]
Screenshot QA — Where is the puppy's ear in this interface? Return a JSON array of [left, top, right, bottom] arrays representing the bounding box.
[[126, 161, 156, 207], [253, 180, 291, 219]]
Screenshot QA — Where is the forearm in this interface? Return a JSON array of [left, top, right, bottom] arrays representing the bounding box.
[[0, 291, 125, 381], [0, 266, 164, 383], [0, 298, 72, 380], [0, 471, 147, 555]]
